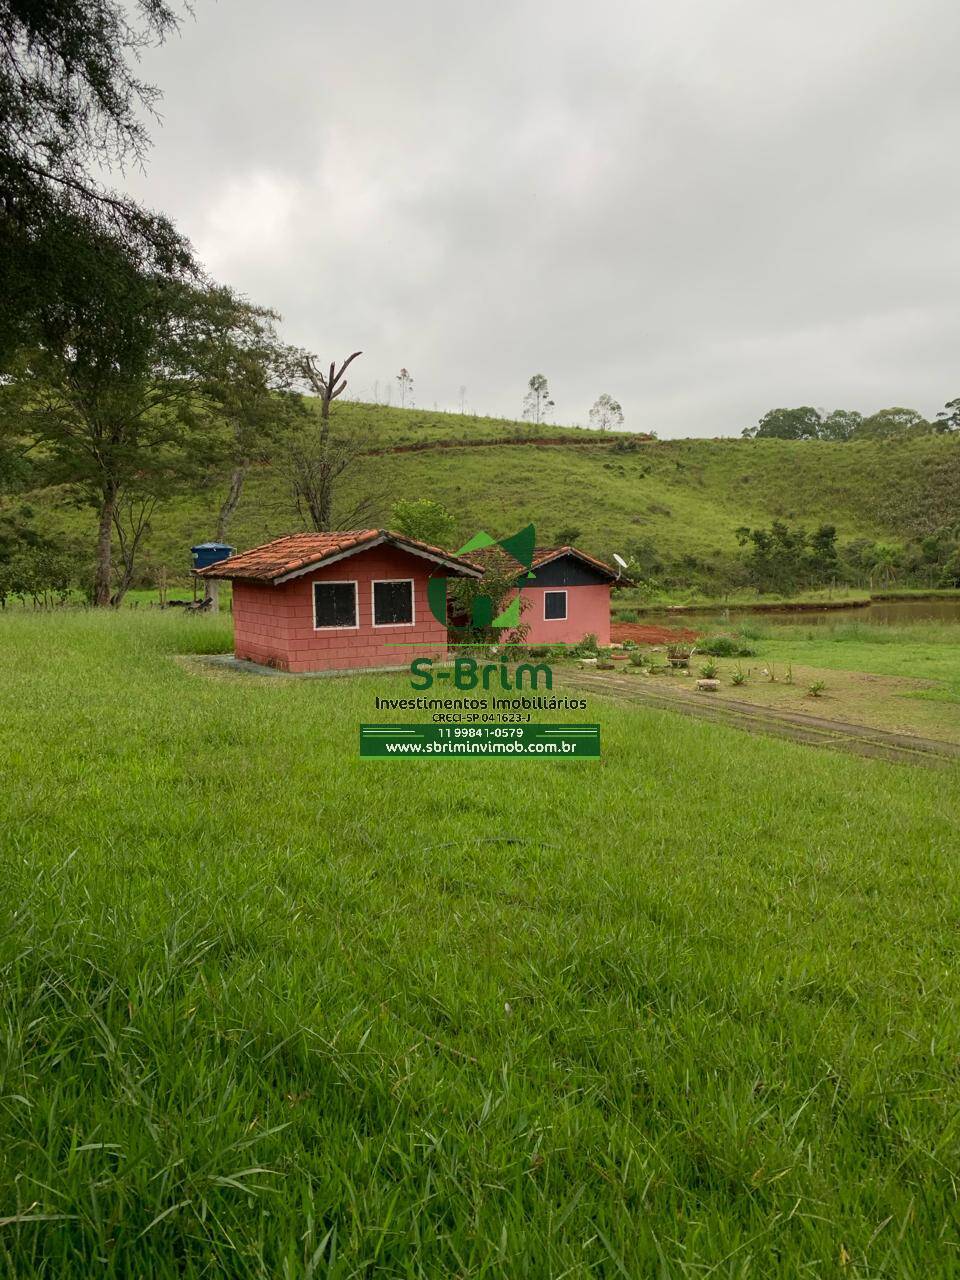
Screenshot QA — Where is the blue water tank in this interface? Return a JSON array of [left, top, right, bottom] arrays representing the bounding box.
[[191, 542, 235, 570]]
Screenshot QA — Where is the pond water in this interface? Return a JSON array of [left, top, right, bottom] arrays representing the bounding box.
[[645, 598, 960, 629]]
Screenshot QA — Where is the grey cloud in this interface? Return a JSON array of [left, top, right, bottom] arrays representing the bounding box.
[[115, 0, 960, 434]]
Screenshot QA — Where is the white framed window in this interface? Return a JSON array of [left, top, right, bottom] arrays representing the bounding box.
[[543, 589, 567, 621], [372, 578, 415, 627], [313, 580, 358, 630]]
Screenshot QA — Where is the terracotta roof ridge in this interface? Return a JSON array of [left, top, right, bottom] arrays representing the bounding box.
[[195, 528, 484, 582]]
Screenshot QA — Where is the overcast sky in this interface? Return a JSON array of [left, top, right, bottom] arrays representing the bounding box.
[[117, 0, 960, 436]]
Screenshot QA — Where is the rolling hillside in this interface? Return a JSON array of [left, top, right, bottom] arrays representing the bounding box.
[[21, 401, 960, 581]]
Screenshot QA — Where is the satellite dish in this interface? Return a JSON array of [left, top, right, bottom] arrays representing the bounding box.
[[613, 553, 628, 568]]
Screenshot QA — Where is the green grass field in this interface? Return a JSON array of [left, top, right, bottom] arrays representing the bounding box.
[[2, 611, 960, 1276], [747, 619, 960, 696]]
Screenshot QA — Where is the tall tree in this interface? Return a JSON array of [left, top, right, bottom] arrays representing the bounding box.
[[296, 350, 363, 530], [522, 374, 554, 425], [0, 0, 196, 366], [396, 367, 413, 408], [300, 351, 363, 426], [819, 409, 862, 441], [2, 240, 233, 605], [199, 295, 304, 544], [853, 407, 929, 439], [589, 393, 624, 431], [742, 407, 823, 440], [936, 398, 960, 432], [807, 524, 839, 580]]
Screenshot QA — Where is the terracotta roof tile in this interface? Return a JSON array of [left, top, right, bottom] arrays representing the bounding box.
[[464, 543, 619, 581], [195, 530, 484, 582]]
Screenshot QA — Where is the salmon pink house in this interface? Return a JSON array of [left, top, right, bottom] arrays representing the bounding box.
[[471, 544, 619, 647], [196, 530, 483, 673], [197, 530, 619, 673], [521, 546, 618, 646]]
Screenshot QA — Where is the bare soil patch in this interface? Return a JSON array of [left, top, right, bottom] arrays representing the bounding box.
[[611, 621, 700, 645]]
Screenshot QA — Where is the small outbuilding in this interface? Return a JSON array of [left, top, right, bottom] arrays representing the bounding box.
[[465, 544, 620, 647], [520, 546, 619, 646], [196, 529, 483, 673]]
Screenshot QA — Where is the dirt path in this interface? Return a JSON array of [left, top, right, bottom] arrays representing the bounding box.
[[360, 434, 652, 457], [564, 670, 960, 768]]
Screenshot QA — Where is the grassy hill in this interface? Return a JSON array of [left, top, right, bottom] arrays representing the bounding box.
[[21, 400, 960, 583]]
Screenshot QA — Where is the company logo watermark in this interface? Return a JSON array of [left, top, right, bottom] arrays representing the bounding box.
[[416, 523, 556, 690], [426, 523, 537, 631], [411, 655, 552, 691]]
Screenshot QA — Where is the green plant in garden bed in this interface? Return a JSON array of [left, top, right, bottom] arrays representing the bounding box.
[[569, 632, 599, 657]]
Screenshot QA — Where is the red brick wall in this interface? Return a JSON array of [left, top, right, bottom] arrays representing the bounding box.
[[232, 545, 451, 672]]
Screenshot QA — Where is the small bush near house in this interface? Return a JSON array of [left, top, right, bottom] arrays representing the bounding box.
[[570, 633, 599, 657]]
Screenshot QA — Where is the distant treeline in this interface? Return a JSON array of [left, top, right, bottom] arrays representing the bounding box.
[[742, 402, 959, 441]]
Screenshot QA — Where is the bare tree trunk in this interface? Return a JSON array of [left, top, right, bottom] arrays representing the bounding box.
[[215, 461, 248, 542], [205, 459, 249, 609], [93, 480, 119, 606], [316, 403, 332, 529]]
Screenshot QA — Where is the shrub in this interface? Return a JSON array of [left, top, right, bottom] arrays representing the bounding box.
[[555, 527, 582, 544], [700, 634, 758, 657], [700, 634, 738, 657], [699, 660, 720, 679], [731, 664, 747, 686], [571, 633, 599, 657], [390, 498, 456, 548], [0, 546, 84, 607], [616, 609, 639, 622], [629, 650, 647, 667], [807, 680, 826, 697]]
